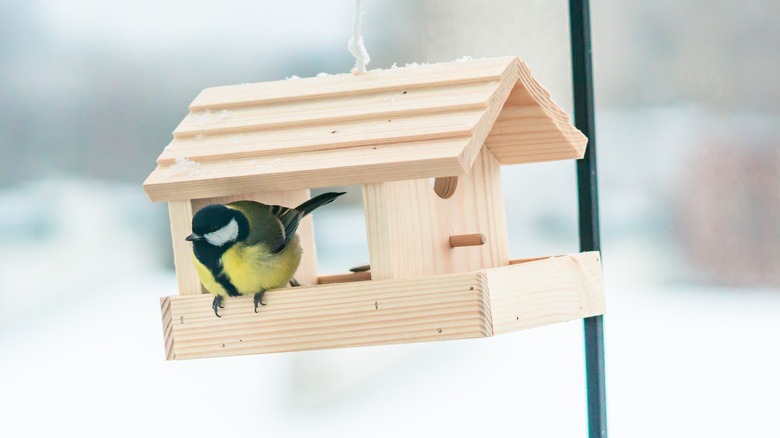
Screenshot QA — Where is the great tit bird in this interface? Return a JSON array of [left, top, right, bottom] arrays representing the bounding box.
[[186, 192, 345, 317]]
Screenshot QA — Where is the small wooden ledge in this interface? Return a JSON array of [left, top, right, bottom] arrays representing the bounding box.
[[160, 252, 604, 360], [449, 233, 487, 248], [318, 271, 372, 285]]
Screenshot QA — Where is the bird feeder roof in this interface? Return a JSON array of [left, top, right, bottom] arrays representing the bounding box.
[[143, 56, 586, 202]]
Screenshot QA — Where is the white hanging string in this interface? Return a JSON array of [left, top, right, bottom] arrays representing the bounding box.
[[348, 0, 370, 74]]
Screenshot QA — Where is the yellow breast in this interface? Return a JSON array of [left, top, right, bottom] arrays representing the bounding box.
[[194, 235, 303, 297]]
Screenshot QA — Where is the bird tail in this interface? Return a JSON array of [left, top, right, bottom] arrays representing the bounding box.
[[295, 192, 346, 216]]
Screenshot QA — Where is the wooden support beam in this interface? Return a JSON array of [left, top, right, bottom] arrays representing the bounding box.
[[168, 200, 203, 295]]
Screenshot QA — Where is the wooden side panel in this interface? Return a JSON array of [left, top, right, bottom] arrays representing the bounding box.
[[363, 147, 508, 280], [190, 189, 318, 286], [486, 252, 605, 335], [168, 200, 203, 295], [485, 59, 588, 164], [162, 272, 493, 360]]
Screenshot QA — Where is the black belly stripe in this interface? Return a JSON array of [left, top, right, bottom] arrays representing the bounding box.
[[213, 269, 241, 297], [192, 240, 241, 297]]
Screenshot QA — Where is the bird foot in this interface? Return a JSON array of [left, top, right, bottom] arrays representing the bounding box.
[[254, 290, 266, 313], [212, 296, 224, 318], [289, 277, 301, 287]]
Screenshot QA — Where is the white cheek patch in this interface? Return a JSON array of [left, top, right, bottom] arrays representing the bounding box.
[[205, 218, 239, 247]]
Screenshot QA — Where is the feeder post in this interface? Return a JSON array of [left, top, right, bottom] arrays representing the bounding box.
[[569, 0, 608, 436]]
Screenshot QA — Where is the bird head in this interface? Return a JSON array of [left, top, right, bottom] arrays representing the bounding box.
[[186, 204, 249, 248]]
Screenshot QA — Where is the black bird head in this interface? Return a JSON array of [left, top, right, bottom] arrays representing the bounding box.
[[186, 204, 249, 249]]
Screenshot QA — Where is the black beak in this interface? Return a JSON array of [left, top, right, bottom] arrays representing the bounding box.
[[185, 233, 202, 242]]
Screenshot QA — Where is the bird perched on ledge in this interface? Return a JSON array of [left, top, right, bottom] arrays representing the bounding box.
[[186, 192, 345, 317]]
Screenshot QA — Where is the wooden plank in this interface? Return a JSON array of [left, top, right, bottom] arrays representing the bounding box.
[[144, 138, 470, 202], [159, 109, 484, 165], [486, 252, 604, 335], [190, 189, 319, 286], [160, 252, 605, 360], [160, 296, 175, 360], [167, 200, 203, 295], [189, 57, 517, 110], [461, 61, 518, 167], [318, 271, 372, 285], [175, 80, 499, 138], [162, 271, 493, 359]]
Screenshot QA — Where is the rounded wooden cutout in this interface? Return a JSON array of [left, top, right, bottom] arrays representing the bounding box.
[[433, 176, 458, 199]]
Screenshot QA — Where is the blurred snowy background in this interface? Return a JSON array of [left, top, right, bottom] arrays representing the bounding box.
[[1, 0, 778, 436]]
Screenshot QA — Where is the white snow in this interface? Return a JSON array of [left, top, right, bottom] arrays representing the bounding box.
[[164, 156, 203, 177], [192, 109, 234, 126]]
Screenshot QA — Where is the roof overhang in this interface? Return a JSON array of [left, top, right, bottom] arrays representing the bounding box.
[[144, 56, 586, 202]]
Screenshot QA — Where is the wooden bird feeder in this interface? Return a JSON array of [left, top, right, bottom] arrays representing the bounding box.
[[143, 56, 605, 360]]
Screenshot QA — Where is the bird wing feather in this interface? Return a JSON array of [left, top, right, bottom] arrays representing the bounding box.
[[227, 200, 303, 254]]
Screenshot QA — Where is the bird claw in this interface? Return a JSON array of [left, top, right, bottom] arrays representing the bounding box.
[[212, 296, 224, 318], [254, 290, 266, 313]]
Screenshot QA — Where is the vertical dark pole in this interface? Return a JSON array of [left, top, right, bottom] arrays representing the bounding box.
[[569, 0, 607, 437]]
